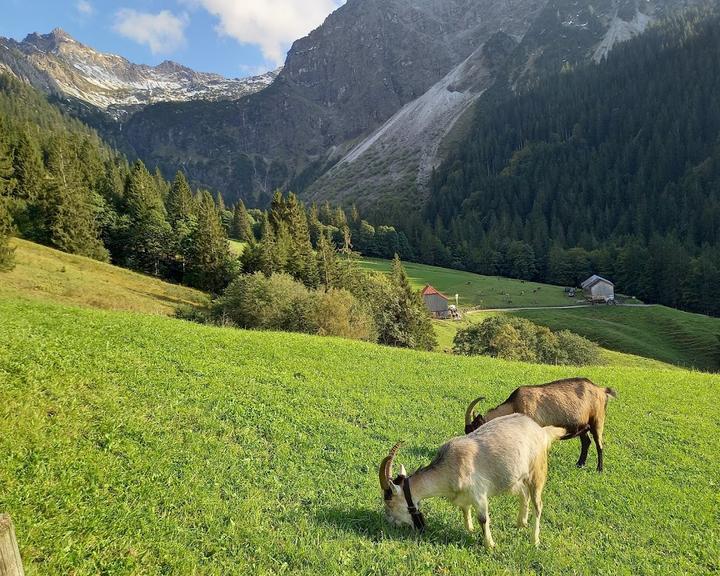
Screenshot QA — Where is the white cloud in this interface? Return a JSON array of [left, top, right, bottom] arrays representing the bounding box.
[[76, 0, 94, 16], [113, 9, 188, 55], [183, 0, 344, 66]]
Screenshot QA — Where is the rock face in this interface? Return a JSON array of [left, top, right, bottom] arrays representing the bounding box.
[[122, 0, 547, 206], [306, 0, 704, 212], [0, 29, 278, 119]]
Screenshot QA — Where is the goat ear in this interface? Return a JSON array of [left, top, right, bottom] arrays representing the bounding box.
[[399, 464, 407, 477], [389, 480, 402, 496]]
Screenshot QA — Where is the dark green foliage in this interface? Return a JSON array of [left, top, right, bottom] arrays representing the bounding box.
[[124, 161, 171, 275], [453, 316, 600, 366], [416, 11, 720, 316], [0, 128, 14, 269], [230, 200, 254, 243], [185, 191, 235, 293], [213, 272, 374, 340]]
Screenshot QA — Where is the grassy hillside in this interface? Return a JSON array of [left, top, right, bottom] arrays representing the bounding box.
[[359, 258, 578, 308], [0, 239, 209, 315], [1, 297, 718, 575], [515, 307, 720, 373]]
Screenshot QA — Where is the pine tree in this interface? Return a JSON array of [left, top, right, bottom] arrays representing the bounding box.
[[166, 171, 197, 279], [231, 200, 254, 243], [44, 138, 109, 261], [0, 130, 15, 270], [285, 193, 319, 287], [316, 231, 339, 289], [389, 255, 437, 350], [124, 160, 171, 275], [186, 190, 234, 292]]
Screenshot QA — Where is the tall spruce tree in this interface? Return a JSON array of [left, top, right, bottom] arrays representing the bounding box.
[[124, 160, 171, 275], [285, 193, 319, 287], [231, 200, 254, 243], [44, 138, 109, 261], [0, 127, 15, 270], [166, 171, 197, 279], [186, 190, 234, 293]]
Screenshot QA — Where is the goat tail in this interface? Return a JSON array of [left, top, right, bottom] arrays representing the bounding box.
[[605, 387, 618, 400]]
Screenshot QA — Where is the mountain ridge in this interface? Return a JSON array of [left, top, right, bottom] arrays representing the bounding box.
[[0, 28, 279, 118]]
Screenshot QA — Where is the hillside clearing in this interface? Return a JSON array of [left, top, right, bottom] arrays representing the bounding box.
[[515, 306, 720, 373], [0, 239, 209, 315], [358, 258, 579, 308], [1, 297, 718, 575]]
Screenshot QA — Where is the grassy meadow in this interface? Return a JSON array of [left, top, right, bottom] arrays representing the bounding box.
[[0, 239, 209, 315], [1, 296, 718, 575], [358, 258, 578, 309], [515, 306, 720, 373]]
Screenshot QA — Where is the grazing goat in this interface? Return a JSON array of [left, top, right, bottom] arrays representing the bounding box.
[[464, 378, 617, 472], [379, 414, 574, 547]]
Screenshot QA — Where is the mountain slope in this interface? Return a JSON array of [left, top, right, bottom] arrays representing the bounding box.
[[307, 0, 705, 213], [0, 29, 278, 118], [121, 0, 548, 206]]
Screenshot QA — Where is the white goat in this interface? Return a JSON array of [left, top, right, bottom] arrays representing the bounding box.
[[379, 413, 572, 547]]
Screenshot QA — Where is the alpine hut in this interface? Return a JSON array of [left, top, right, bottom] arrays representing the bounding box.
[[581, 275, 615, 303], [421, 284, 450, 319]]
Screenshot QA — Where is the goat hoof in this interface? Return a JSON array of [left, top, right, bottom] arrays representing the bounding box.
[[576, 462, 586, 468], [517, 521, 528, 528]]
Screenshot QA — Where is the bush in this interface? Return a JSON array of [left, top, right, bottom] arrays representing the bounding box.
[[213, 272, 375, 341], [453, 316, 599, 366]]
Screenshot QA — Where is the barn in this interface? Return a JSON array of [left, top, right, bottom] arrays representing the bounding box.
[[421, 284, 450, 319], [581, 275, 615, 302]]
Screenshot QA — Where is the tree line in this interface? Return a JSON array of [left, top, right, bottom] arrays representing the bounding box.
[[0, 73, 436, 349]]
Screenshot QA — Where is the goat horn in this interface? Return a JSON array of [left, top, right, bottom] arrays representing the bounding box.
[[379, 441, 404, 491], [465, 396, 486, 425]]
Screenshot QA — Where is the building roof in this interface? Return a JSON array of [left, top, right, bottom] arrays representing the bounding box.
[[421, 284, 449, 300], [581, 275, 614, 289]]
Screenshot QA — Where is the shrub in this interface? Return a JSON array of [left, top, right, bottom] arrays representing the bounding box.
[[453, 316, 599, 366], [213, 273, 375, 341]]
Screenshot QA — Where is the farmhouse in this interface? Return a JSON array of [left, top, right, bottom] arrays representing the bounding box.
[[421, 284, 450, 319], [581, 275, 615, 302]]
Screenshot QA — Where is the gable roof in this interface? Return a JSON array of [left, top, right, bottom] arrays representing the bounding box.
[[421, 284, 449, 300], [581, 275, 614, 289]]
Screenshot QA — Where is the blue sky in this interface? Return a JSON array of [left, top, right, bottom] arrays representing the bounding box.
[[1, 0, 344, 78]]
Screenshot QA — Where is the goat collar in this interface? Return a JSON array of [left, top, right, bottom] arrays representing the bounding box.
[[400, 476, 426, 531]]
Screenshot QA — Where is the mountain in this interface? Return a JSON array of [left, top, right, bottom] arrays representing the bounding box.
[[306, 0, 705, 215], [120, 0, 548, 206], [1, 0, 706, 210], [0, 29, 278, 119]]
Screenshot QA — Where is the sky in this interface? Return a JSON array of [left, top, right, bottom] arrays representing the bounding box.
[[1, 0, 345, 78]]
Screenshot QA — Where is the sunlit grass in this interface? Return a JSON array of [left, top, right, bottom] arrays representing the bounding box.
[[1, 297, 718, 575]]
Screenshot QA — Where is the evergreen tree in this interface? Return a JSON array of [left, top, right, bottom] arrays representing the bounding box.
[[316, 231, 339, 289], [285, 193, 319, 287], [166, 171, 197, 279], [231, 200, 254, 243], [44, 138, 108, 261], [124, 160, 171, 275], [186, 190, 234, 293], [0, 129, 15, 270]]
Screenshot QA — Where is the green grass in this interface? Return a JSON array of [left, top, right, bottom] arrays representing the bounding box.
[[514, 306, 720, 373], [1, 297, 718, 575], [358, 258, 580, 308], [0, 239, 209, 315], [228, 240, 247, 256]]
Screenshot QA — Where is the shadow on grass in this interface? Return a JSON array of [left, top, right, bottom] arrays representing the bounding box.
[[315, 506, 475, 545]]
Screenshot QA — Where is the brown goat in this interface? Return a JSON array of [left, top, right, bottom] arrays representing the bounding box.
[[464, 378, 617, 472]]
